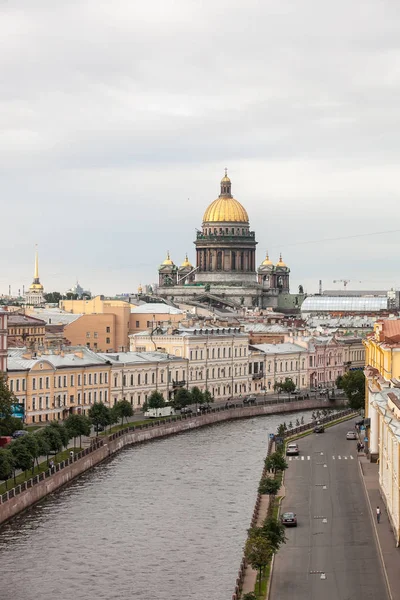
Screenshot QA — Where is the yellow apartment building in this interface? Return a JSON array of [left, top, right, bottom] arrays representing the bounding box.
[[129, 303, 184, 333], [364, 319, 400, 545], [248, 343, 309, 393], [7, 313, 46, 347]]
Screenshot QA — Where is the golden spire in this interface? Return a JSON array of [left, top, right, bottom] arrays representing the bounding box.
[[34, 245, 39, 280], [262, 251, 273, 266]]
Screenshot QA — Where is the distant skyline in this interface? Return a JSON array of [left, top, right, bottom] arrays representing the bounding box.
[[2, 1, 400, 297]]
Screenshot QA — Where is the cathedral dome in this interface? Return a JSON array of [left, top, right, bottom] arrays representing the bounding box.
[[162, 251, 174, 266], [180, 254, 192, 268], [261, 252, 273, 267], [203, 170, 249, 223], [276, 253, 287, 268]]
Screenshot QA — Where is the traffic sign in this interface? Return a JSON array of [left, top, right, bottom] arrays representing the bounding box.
[[269, 433, 275, 440], [364, 437, 368, 442]]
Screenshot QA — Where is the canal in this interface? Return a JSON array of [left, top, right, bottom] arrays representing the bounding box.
[[0, 410, 314, 600]]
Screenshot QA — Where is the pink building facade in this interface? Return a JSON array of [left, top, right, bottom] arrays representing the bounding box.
[[0, 309, 8, 372], [307, 338, 344, 389]]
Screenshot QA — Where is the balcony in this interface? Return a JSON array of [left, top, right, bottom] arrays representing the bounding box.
[[172, 380, 186, 388], [196, 231, 256, 242], [252, 372, 263, 380]]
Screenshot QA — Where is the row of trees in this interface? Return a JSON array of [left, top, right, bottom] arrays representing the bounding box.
[[336, 371, 365, 410], [244, 448, 288, 596], [143, 386, 213, 412], [273, 377, 296, 395], [0, 400, 135, 488]]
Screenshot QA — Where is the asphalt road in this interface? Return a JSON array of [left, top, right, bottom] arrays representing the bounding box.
[[270, 418, 389, 600]]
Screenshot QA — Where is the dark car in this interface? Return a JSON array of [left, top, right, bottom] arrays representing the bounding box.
[[243, 395, 257, 405], [314, 423, 325, 433], [181, 407, 193, 415], [12, 430, 28, 439], [281, 512, 297, 527]]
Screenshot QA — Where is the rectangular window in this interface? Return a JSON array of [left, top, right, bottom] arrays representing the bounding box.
[[63, 376, 67, 387], [89, 374, 92, 385], [16, 379, 20, 392], [83, 392, 86, 404], [70, 395, 74, 404], [78, 374, 81, 386], [9, 380, 14, 392], [70, 375, 74, 387], [32, 398, 36, 410], [39, 377, 43, 390], [39, 397, 43, 410], [104, 390, 108, 402], [105, 373, 108, 384], [88, 392, 92, 403], [100, 373, 103, 384], [46, 396, 49, 409], [46, 376, 50, 389], [22, 379, 26, 391], [136, 321, 139, 328], [106, 337, 110, 344], [86, 332, 90, 338], [147, 321, 151, 327], [94, 373, 97, 384], [94, 391, 97, 402], [78, 393, 81, 405], [32, 378, 36, 390], [84, 374, 87, 385], [137, 395, 141, 405], [106, 326, 110, 333], [94, 332, 98, 338]]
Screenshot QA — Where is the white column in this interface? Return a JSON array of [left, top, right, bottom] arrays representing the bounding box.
[[370, 403, 379, 455]]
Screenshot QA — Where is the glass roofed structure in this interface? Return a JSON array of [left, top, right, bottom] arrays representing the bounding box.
[[301, 295, 389, 314]]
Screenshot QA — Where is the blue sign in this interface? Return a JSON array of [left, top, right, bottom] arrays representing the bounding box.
[[364, 437, 368, 442], [11, 403, 24, 420], [360, 425, 365, 431], [269, 434, 275, 440]]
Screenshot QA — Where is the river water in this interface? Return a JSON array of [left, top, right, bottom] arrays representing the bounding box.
[[0, 410, 314, 600]]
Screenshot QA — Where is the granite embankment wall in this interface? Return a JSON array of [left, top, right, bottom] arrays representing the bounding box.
[[0, 398, 335, 525]]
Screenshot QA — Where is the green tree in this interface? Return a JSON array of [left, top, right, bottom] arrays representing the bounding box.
[[0, 374, 15, 421], [0, 448, 14, 489], [10, 441, 33, 480], [0, 416, 25, 436], [48, 421, 71, 450], [173, 388, 192, 410], [147, 391, 165, 410], [336, 374, 344, 389], [36, 431, 51, 465], [261, 517, 287, 553], [108, 406, 120, 431], [88, 402, 110, 435], [340, 370, 365, 410], [42, 426, 63, 460], [244, 534, 272, 595], [281, 377, 296, 394], [20, 433, 40, 474], [242, 594, 257, 600], [65, 414, 91, 449], [115, 400, 134, 426], [191, 386, 204, 407], [277, 424, 286, 437], [258, 477, 280, 496], [44, 291, 62, 304], [265, 451, 288, 474], [203, 390, 214, 404]]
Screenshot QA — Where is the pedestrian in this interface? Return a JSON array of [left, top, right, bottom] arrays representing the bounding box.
[[357, 442, 361, 452], [376, 506, 381, 524], [69, 450, 74, 461]]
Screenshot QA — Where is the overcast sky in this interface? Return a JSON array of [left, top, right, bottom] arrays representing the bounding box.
[[1, 0, 400, 297]]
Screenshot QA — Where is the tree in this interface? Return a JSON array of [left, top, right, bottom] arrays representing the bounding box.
[[0, 416, 25, 436], [44, 291, 62, 304], [281, 377, 296, 394], [20, 433, 40, 474], [242, 594, 257, 600], [147, 391, 165, 410], [0, 449, 14, 489], [203, 390, 214, 404], [265, 451, 288, 474], [114, 400, 133, 427], [191, 386, 204, 407], [42, 426, 63, 460], [261, 517, 287, 553], [48, 421, 71, 450], [173, 388, 192, 410], [36, 431, 51, 465], [0, 374, 15, 421], [10, 441, 33, 480], [108, 406, 120, 431], [88, 402, 110, 436], [258, 477, 280, 496], [65, 414, 91, 449], [244, 534, 272, 595], [339, 370, 365, 410]]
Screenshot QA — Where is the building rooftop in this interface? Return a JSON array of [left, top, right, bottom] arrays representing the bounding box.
[[250, 342, 308, 355], [27, 308, 82, 325], [242, 323, 288, 334], [130, 303, 183, 315], [7, 314, 46, 326], [97, 351, 184, 364], [7, 347, 109, 371], [132, 325, 247, 338], [302, 296, 389, 313]]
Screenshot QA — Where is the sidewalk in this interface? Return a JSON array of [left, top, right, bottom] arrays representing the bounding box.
[[359, 456, 400, 600]]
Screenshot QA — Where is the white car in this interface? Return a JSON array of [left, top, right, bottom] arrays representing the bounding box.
[[286, 442, 299, 456], [346, 431, 357, 440]]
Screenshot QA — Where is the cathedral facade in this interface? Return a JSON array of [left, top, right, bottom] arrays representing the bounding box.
[[156, 172, 303, 311]]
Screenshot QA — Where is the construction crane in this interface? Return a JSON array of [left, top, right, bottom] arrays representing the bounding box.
[[333, 279, 362, 289]]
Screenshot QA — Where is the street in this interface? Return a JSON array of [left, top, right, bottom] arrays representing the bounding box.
[[270, 418, 389, 600]]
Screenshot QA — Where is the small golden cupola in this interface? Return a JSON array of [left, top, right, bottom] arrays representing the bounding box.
[[162, 251, 174, 266], [276, 253, 287, 268], [180, 253, 192, 268], [261, 251, 273, 267]]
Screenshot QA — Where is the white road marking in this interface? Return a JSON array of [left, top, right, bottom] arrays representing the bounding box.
[[307, 456, 310, 460], [301, 456, 304, 461], [322, 518, 328, 523], [323, 464, 327, 468], [288, 457, 292, 461], [332, 456, 335, 460], [344, 456, 348, 460], [323, 485, 327, 490], [338, 455, 341, 460], [350, 455, 354, 459], [320, 573, 327, 580]]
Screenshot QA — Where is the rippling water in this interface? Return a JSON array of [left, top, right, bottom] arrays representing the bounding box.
[[0, 410, 314, 600]]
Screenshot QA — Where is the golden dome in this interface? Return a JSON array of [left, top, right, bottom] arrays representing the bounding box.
[[181, 254, 192, 268], [138, 283, 143, 294], [29, 283, 44, 291], [276, 253, 287, 268], [261, 252, 273, 266], [162, 251, 174, 266], [203, 197, 249, 223], [203, 170, 249, 223]]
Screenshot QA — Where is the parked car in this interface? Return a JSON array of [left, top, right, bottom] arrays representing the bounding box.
[[281, 511, 297, 527], [181, 407, 193, 415], [286, 442, 299, 456], [314, 423, 325, 433], [12, 430, 28, 439], [243, 395, 257, 405], [198, 404, 212, 413], [346, 431, 357, 440]]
